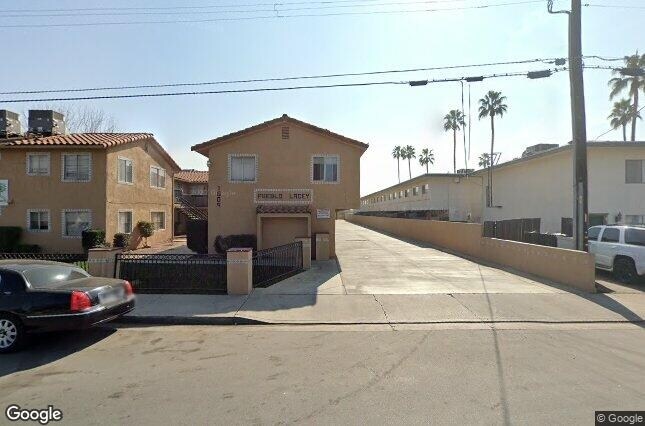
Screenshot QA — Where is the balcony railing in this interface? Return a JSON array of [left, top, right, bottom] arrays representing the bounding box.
[[175, 193, 208, 207]]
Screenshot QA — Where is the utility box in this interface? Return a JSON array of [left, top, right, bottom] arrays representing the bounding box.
[[28, 110, 66, 135], [315, 233, 330, 261], [0, 110, 21, 137]]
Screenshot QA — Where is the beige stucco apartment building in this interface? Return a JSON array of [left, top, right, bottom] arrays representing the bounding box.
[[359, 141, 645, 233], [0, 133, 180, 252], [192, 114, 368, 257]]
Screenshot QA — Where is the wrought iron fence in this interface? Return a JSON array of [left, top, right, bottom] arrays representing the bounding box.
[[0, 252, 89, 270], [115, 253, 227, 294], [252, 241, 303, 288]]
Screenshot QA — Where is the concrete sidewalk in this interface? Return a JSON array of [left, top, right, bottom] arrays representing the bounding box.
[[122, 290, 645, 325]]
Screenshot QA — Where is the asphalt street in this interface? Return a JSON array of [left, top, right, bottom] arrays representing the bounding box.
[[1, 323, 644, 425]]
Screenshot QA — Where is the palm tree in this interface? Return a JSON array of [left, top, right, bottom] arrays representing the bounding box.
[[392, 146, 403, 183], [418, 148, 435, 173], [478, 153, 491, 168], [608, 51, 645, 141], [403, 145, 416, 180], [443, 110, 465, 174], [608, 99, 641, 141], [478, 90, 508, 207]]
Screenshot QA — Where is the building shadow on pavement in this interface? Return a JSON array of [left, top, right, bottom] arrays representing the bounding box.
[[0, 328, 116, 378]]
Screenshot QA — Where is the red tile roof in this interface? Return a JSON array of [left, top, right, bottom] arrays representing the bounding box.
[[175, 170, 208, 183], [0, 133, 181, 171], [191, 114, 369, 155]]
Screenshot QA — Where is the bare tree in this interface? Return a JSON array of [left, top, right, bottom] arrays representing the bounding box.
[[20, 104, 118, 133]]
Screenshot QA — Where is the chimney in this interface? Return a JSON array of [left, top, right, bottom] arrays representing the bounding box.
[[0, 110, 22, 137], [28, 110, 66, 136]]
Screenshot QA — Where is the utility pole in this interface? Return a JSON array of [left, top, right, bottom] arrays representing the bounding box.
[[549, 0, 588, 251]]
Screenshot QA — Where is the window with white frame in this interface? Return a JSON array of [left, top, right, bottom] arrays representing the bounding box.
[[151, 211, 166, 230], [626, 214, 645, 225], [625, 160, 645, 183], [62, 210, 91, 237], [150, 165, 166, 188], [229, 155, 257, 182], [312, 155, 339, 183], [27, 209, 50, 232], [62, 153, 91, 182], [26, 153, 50, 176], [118, 158, 133, 184], [118, 211, 133, 234], [413, 187, 419, 196]]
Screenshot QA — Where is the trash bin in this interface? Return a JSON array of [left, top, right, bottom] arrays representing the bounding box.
[[315, 233, 330, 261]]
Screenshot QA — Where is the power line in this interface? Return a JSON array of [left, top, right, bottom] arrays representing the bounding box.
[[583, 3, 645, 10], [0, 68, 566, 104], [0, 1, 546, 28], [594, 105, 645, 140], [0, 56, 569, 96]]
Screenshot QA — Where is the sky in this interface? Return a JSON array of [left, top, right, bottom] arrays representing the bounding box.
[[0, 0, 642, 196]]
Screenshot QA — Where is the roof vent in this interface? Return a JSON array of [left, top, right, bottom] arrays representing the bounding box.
[[521, 143, 559, 158], [28, 110, 66, 136], [281, 126, 290, 140], [0, 110, 21, 137]]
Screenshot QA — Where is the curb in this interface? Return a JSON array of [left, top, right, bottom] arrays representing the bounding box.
[[117, 315, 268, 326]]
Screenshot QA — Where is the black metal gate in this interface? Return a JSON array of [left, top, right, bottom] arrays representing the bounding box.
[[252, 242, 303, 288], [116, 253, 226, 294]]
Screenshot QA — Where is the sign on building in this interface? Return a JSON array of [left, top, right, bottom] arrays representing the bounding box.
[[0, 179, 8, 206], [254, 189, 313, 204], [316, 209, 331, 219]]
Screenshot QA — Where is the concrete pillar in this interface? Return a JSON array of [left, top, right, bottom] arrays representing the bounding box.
[[315, 233, 330, 261], [227, 248, 253, 295], [295, 237, 311, 270], [87, 248, 124, 278]]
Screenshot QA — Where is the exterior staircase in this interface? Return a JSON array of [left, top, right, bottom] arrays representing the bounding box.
[[175, 194, 208, 220]]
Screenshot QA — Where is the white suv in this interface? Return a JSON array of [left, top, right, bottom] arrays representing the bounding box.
[[588, 225, 645, 284]]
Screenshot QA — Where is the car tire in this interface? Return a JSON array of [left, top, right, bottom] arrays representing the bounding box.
[[0, 314, 25, 354], [614, 258, 638, 285]]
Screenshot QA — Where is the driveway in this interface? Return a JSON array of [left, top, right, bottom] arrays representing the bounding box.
[[335, 220, 566, 294]]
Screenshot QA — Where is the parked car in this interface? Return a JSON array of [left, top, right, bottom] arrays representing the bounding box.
[[588, 225, 645, 284], [0, 260, 135, 353]]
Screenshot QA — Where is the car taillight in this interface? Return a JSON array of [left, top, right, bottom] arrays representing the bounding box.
[[123, 280, 134, 296], [70, 291, 92, 312]]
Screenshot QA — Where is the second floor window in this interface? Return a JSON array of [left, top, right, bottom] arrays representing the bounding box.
[[118, 158, 133, 184], [62, 154, 91, 182], [27, 153, 50, 176], [312, 156, 339, 183], [150, 166, 166, 188], [229, 155, 257, 182], [625, 160, 644, 183]]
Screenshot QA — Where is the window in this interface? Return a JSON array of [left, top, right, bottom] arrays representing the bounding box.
[[413, 187, 419, 196], [0, 271, 25, 293], [27, 209, 50, 232], [589, 214, 608, 227], [62, 153, 91, 182], [312, 155, 339, 183], [118, 211, 133, 234], [399, 191, 403, 198], [26, 153, 50, 176], [421, 184, 428, 194], [118, 158, 133, 184], [404, 189, 410, 197], [601, 227, 620, 243], [23, 266, 89, 288], [625, 215, 645, 225], [625, 160, 644, 183], [62, 210, 91, 237], [625, 228, 645, 247], [150, 166, 166, 188], [229, 155, 257, 183], [151, 211, 166, 230], [587, 226, 601, 241]]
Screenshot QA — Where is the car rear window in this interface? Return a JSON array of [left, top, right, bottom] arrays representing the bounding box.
[[601, 228, 620, 243], [22, 266, 89, 288], [625, 228, 645, 247]]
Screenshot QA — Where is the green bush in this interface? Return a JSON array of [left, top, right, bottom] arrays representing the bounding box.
[[136, 221, 154, 248], [214, 234, 257, 254], [82, 229, 106, 251], [14, 244, 41, 253], [0, 227, 22, 251], [113, 233, 130, 248]]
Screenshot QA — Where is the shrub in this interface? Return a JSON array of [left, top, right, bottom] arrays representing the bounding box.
[[14, 244, 41, 253], [214, 234, 257, 254], [113, 233, 130, 248], [82, 229, 106, 251], [0, 226, 22, 251], [136, 221, 154, 248]]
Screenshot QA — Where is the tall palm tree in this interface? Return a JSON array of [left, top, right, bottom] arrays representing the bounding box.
[[478, 90, 508, 207], [609, 51, 645, 141], [443, 110, 465, 174], [608, 99, 641, 142], [403, 145, 416, 180], [392, 146, 403, 183], [478, 153, 491, 168], [418, 148, 435, 173]]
